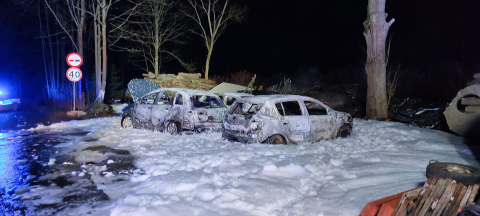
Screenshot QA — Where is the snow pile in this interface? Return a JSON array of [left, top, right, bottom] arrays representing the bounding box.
[[25, 117, 477, 216], [110, 103, 128, 114]]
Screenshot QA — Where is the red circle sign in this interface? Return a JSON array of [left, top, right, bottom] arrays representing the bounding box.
[[66, 52, 83, 67], [66, 68, 83, 82]]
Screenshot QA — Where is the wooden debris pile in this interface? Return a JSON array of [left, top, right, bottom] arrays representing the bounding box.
[[393, 178, 479, 216], [142, 72, 217, 91]]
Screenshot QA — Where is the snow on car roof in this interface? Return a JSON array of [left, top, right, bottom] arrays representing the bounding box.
[[223, 92, 253, 97], [238, 94, 318, 104], [147, 88, 220, 97]]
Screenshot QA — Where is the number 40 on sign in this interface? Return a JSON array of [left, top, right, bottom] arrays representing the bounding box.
[[66, 67, 83, 82]]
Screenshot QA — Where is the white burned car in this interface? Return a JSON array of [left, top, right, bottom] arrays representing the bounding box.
[[222, 95, 353, 144], [121, 88, 227, 134], [219, 92, 253, 108]]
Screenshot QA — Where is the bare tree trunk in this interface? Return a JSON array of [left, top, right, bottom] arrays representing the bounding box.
[[95, 4, 101, 102], [45, 5, 55, 94], [77, 0, 85, 108], [101, 0, 107, 103], [38, 0, 51, 100], [363, 0, 394, 120], [205, 43, 213, 80], [154, 3, 160, 77]]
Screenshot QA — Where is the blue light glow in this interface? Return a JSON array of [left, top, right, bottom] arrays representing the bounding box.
[[0, 91, 2, 95]]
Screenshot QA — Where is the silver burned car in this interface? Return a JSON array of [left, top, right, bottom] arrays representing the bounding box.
[[222, 95, 353, 144], [121, 88, 227, 134]]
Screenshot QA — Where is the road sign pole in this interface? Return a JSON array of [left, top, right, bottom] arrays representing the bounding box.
[[66, 52, 83, 112], [73, 82, 76, 111]]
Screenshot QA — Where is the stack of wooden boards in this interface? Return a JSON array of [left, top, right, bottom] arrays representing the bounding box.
[[393, 178, 479, 216], [142, 72, 217, 91]]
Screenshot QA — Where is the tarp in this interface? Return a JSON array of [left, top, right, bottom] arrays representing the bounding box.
[[209, 82, 249, 94], [127, 79, 161, 102]]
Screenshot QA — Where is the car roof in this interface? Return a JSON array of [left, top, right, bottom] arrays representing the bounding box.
[[223, 92, 253, 97], [147, 88, 221, 97], [238, 94, 317, 103]]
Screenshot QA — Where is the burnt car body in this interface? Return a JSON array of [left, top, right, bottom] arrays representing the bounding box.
[[222, 95, 353, 144], [391, 98, 447, 128], [120, 88, 227, 134], [219, 92, 253, 108]]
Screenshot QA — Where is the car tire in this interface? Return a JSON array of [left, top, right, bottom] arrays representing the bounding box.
[[166, 121, 179, 135], [426, 160, 480, 186], [121, 114, 133, 128], [268, 134, 286, 144], [337, 124, 351, 138]]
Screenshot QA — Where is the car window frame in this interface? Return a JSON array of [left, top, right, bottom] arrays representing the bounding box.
[[303, 100, 330, 116], [139, 92, 159, 105], [174, 93, 184, 106], [274, 100, 304, 116], [156, 90, 175, 105]]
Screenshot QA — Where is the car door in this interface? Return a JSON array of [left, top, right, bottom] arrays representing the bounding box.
[[274, 100, 309, 142], [304, 101, 335, 141], [134, 92, 159, 125], [150, 90, 175, 127]]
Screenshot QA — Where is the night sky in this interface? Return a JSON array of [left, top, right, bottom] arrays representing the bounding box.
[[1, 0, 480, 103]]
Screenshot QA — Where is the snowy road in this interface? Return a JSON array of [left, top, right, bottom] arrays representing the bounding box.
[[10, 117, 480, 215]]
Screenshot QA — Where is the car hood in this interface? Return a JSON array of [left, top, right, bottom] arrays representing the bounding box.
[[127, 79, 162, 103]]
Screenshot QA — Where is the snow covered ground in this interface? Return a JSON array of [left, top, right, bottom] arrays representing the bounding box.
[[21, 117, 479, 216]]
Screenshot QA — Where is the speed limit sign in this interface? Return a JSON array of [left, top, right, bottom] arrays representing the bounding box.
[[66, 67, 83, 82]]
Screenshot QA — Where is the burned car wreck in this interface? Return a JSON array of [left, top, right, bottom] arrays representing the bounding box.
[[391, 98, 447, 129], [121, 88, 227, 134], [222, 95, 353, 144]]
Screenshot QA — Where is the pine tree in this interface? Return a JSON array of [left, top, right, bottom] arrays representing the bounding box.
[[105, 64, 124, 103]]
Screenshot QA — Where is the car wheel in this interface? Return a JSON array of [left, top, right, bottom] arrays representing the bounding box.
[[426, 160, 480, 186], [268, 134, 286, 144], [121, 114, 133, 128], [166, 121, 179, 135], [337, 124, 351, 138]]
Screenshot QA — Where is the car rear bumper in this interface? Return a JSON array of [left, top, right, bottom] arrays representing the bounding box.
[[222, 129, 259, 144], [194, 122, 223, 132]]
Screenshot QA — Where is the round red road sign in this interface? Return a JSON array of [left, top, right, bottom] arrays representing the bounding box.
[[66, 52, 83, 67], [66, 67, 83, 82]]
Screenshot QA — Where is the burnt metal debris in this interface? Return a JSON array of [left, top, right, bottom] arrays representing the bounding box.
[[391, 98, 447, 129]]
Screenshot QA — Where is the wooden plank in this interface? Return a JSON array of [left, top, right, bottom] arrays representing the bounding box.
[[443, 183, 464, 215], [432, 181, 456, 216], [416, 178, 446, 216], [455, 185, 473, 215], [392, 188, 421, 216], [445, 184, 467, 216], [413, 178, 437, 216], [425, 178, 451, 216], [466, 184, 479, 205], [461, 97, 480, 106]]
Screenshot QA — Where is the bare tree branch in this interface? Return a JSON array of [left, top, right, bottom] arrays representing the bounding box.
[[182, 0, 246, 80]]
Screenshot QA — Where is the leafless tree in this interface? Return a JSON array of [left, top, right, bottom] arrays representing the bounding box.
[[110, 0, 193, 78], [35, 0, 76, 107], [43, 0, 87, 108], [182, 0, 245, 80], [363, 0, 395, 120], [88, 0, 114, 103]]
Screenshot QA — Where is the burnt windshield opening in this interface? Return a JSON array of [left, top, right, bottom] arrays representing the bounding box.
[[229, 102, 262, 119], [191, 95, 224, 108]]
